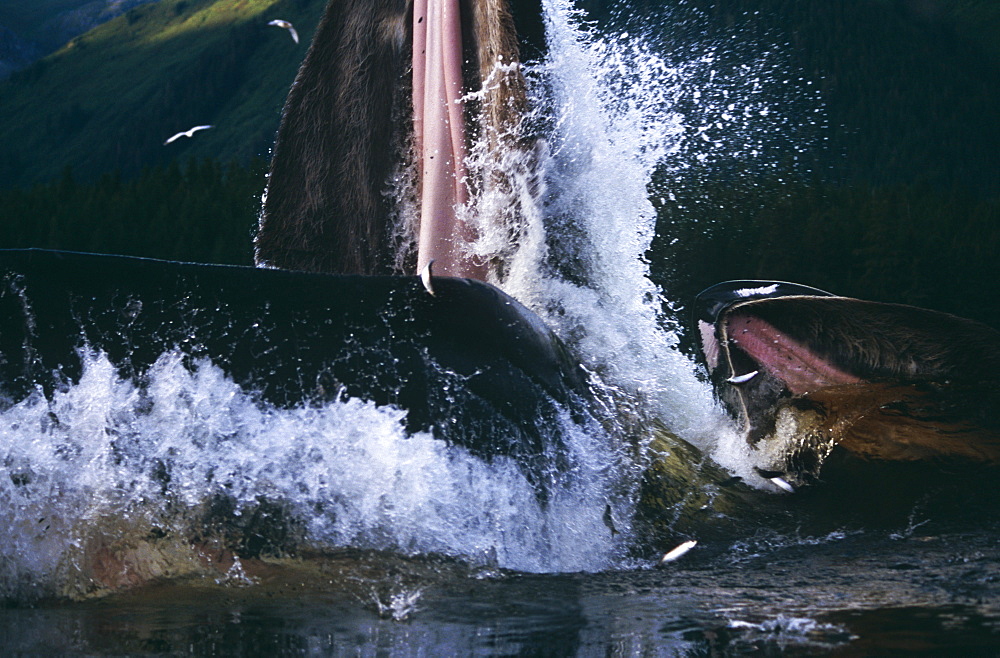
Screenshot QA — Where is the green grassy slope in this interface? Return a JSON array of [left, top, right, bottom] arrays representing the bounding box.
[[0, 0, 326, 189]]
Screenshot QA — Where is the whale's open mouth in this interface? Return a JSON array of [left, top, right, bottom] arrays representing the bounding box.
[[695, 280, 1000, 488], [695, 280, 841, 448]]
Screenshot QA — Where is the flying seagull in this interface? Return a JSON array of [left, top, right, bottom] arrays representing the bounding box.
[[164, 125, 213, 145], [267, 19, 299, 44]]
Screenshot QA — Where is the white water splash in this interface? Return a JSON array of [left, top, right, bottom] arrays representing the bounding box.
[[727, 615, 854, 651], [411, 0, 809, 481], [474, 1, 775, 452], [472, 0, 816, 484], [0, 350, 630, 599], [371, 586, 425, 621]]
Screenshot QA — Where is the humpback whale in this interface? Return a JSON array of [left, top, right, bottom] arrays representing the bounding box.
[[8, 2, 998, 602], [695, 281, 1000, 489]]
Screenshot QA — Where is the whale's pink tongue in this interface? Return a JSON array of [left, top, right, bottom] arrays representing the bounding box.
[[726, 313, 863, 395], [412, 0, 487, 280]]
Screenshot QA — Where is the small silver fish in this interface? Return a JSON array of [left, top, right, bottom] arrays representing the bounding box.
[[769, 476, 795, 493], [727, 370, 758, 385], [657, 539, 697, 566]]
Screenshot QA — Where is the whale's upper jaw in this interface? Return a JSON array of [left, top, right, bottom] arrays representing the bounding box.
[[696, 280, 1000, 389], [694, 280, 835, 326]]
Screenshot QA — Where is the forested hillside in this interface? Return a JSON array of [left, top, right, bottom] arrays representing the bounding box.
[[0, 0, 325, 188], [0, 1, 156, 77], [0, 159, 266, 265]]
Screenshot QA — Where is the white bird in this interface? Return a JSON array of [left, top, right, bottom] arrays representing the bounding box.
[[268, 19, 299, 44], [163, 125, 213, 145]]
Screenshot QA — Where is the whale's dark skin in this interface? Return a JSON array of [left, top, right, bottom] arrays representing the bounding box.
[[695, 280, 1000, 487], [0, 249, 587, 476]]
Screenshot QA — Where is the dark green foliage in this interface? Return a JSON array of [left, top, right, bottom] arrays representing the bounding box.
[[625, 0, 1000, 332], [592, 0, 1000, 194], [0, 158, 267, 266]]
